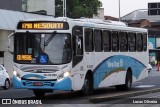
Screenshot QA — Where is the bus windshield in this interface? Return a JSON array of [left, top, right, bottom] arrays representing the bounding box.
[[14, 33, 72, 65]]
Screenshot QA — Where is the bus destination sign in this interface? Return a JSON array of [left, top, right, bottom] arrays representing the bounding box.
[[17, 21, 69, 30], [16, 55, 32, 61]]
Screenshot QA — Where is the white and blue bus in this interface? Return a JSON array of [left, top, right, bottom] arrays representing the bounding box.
[[9, 17, 148, 97]]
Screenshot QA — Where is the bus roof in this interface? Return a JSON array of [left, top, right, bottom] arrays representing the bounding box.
[[17, 17, 147, 33], [19, 17, 127, 26]]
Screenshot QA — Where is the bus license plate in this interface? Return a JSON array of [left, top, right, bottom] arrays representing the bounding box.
[[33, 82, 43, 86]]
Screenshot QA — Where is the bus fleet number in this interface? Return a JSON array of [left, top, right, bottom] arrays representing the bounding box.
[[87, 65, 93, 68]]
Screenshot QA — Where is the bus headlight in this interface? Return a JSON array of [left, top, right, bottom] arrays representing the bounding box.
[[57, 71, 70, 81], [63, 71, 70, 77], [13, 70, 21, 80]]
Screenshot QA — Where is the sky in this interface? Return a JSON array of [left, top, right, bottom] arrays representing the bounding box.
[[100, 0, 160, 18]]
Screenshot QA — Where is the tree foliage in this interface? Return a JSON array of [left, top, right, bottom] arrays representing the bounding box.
[[55, 0, 102, 18]]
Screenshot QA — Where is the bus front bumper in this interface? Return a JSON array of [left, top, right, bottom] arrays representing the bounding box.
[[12, 76, 72, 91]]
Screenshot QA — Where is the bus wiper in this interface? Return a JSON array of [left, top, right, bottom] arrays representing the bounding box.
[[44, 31, 57, 46]]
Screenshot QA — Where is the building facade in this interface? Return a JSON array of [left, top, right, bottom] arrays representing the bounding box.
[[93, 8, 104, 19], [0, 0, 22, 11], [22, 0, 55, 16]]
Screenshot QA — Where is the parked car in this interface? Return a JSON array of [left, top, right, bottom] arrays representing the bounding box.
[[148, 63, 152, 72], [0, 65, 10, 89]]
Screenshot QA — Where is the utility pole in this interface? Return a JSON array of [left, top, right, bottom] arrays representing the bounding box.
[[65, 0, 66, 17], [62, 0, 66, 17], [119, 0, 121, 21]]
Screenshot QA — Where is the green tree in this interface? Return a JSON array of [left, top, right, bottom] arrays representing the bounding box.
[[55, 0, 102, 18]]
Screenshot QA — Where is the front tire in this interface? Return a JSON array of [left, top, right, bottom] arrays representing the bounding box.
[[123, 71, 132, 90], [3, 79, 10, 90], [83, 74, 93, 95]]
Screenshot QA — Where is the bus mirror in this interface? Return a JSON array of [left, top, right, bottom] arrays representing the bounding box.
[[8, 33, 14, 55]]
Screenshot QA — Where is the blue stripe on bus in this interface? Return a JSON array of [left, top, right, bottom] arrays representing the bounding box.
[[93, 55, 146, 88]]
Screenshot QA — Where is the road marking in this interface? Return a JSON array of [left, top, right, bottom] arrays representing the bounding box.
[[136, 85, 156, 88], [133, 82, 143, 84]]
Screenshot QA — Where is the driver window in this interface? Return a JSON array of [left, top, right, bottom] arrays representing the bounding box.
[[74, 36, 83, 56]]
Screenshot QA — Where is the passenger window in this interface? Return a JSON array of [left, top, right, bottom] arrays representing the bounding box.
[[85, 29, 94, 52], [136, 33, 143, 51], [103, 30, 111, 52], [112, 31, 119, 51], [143, 33, 147, 51], [94, 30, 102, 52], [128, 33, 136, 52], [119, 32, 128, 52]]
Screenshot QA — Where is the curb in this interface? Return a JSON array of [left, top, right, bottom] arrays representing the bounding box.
[[89, 88, 160, 103]]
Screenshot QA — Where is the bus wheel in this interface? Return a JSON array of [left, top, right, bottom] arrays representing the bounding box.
[[83, 74, 93, 95], [33, 90, 45, 98], [123, 71, 132, 91], [116, 71, 132, 91]]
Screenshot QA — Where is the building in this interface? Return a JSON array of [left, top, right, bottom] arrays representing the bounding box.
[[93, 8, 104, 19], [22, 0, 55, 16], [0, 0, 21, 11]]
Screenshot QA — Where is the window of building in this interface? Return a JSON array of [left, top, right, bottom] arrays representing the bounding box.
[[94, 30, 102, 52], [136, 33, 143, 51], [128, 32, 136, 52], [119, 32, 128, 52], [112, 31, 119, 51], [85, 28, 94, 52]]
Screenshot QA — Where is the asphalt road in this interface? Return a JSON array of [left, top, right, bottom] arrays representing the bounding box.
[[1, 68, 160, 107]]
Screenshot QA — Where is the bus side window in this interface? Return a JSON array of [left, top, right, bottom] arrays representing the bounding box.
[[103, 30, 111, 52], [85, 29, 94, 52], [143, 33, 147, 51], [136, 33, 143, 52], [112, 31, 119, 52], [94, 30, 102, 52], [119, 32, 128, 52], [128, 32, 136, 52]]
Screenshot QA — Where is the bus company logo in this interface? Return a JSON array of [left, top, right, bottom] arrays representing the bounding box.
[[107, 59, 123, 68], [2, 99, 11, 104]]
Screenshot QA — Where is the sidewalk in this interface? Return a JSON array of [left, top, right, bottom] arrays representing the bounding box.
[[149, 66, 160, 76]]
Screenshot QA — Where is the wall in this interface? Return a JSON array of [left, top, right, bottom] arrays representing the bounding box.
[[0, 0, 21, 11], [93, 8, 104, 19], [0, 30, 14, 77], [27, 0, 55, 16]]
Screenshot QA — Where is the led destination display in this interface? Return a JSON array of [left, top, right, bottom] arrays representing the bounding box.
[[17, 21, 69, 30]]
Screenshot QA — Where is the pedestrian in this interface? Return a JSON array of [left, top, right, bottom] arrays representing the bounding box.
[[156, 52, 160, 71], [155, 60, 157, 67]]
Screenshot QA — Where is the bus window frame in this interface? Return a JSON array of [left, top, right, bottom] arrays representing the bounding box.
[[128, 32, 136, 52], [119, 31, 128, 52], [94, 29, 103, 52], [84, 28, 94, 52], [111, 31, 119, 52], [102, 30, 111, 52]]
